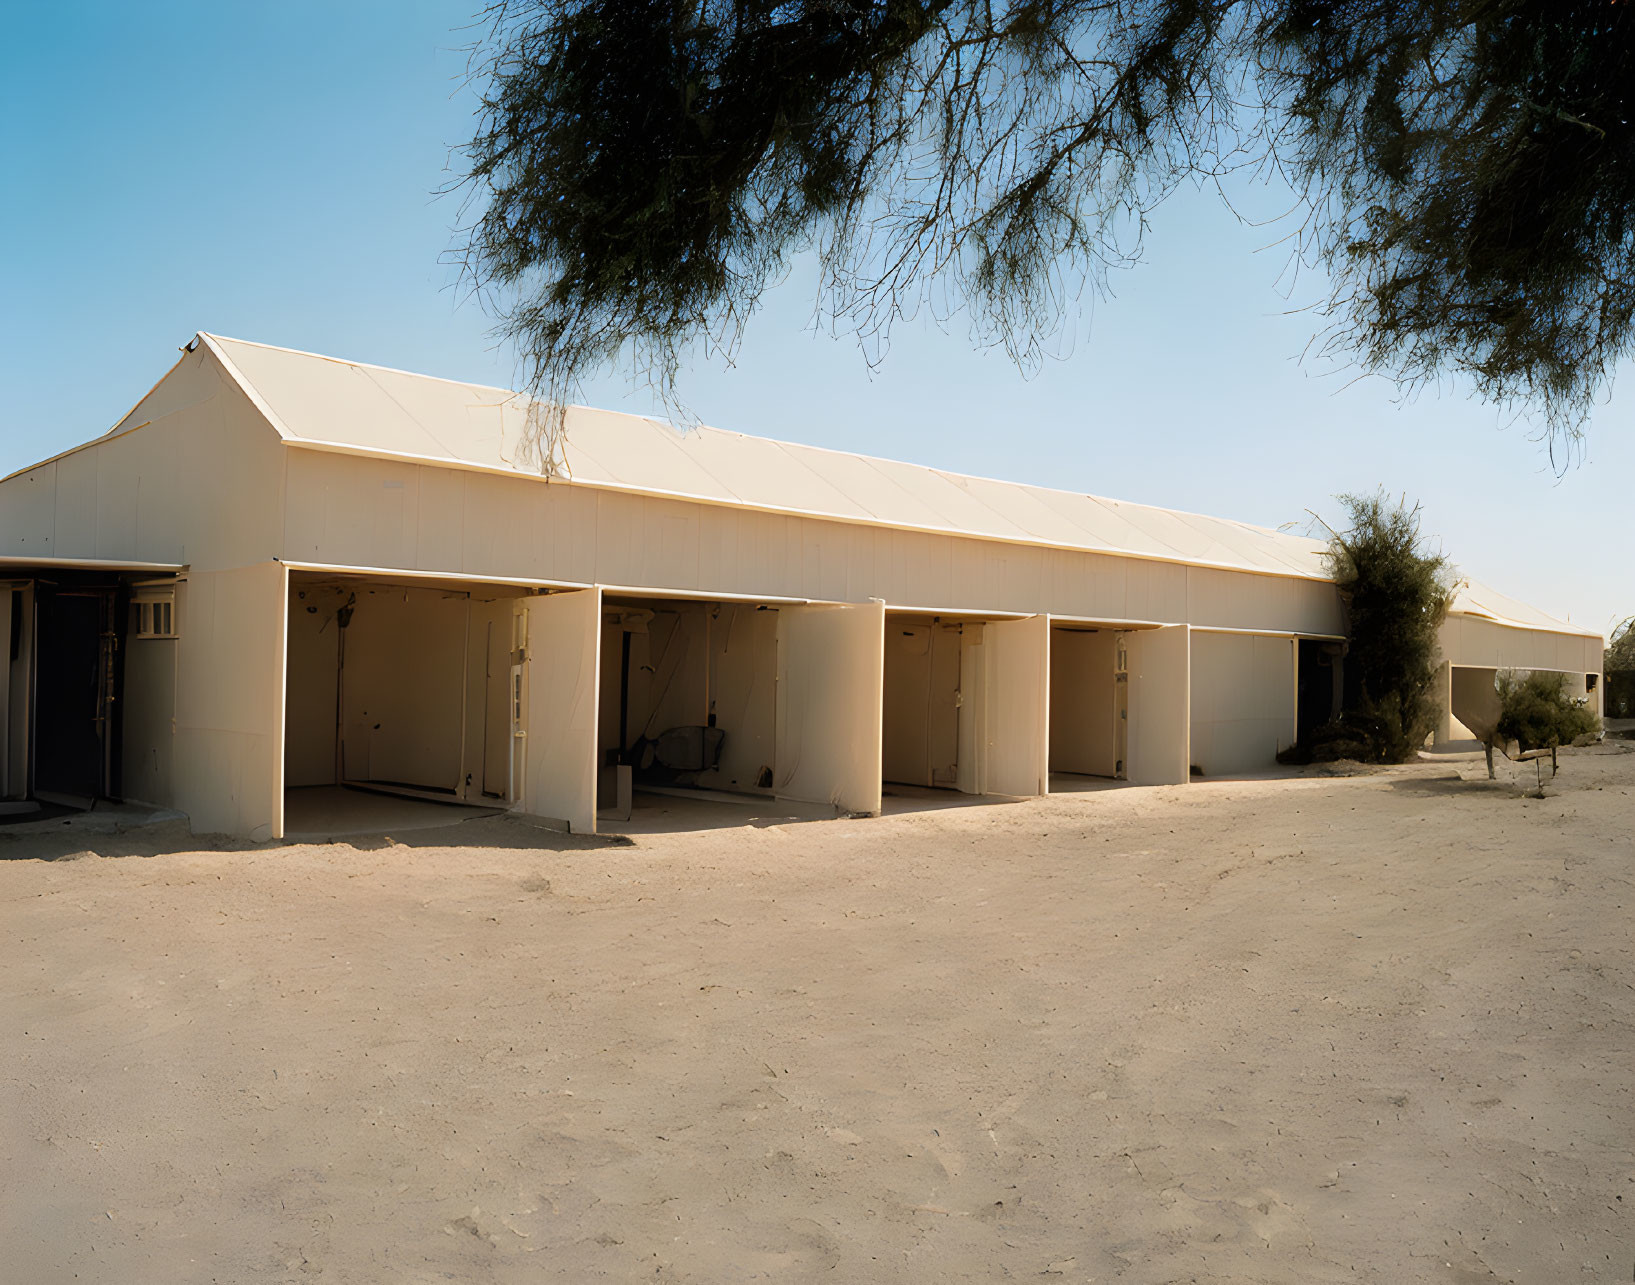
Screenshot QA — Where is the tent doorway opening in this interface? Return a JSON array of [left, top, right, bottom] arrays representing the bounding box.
[[882, 610, 1052, 799], [0, 570, 182, 819], [882, 616, 964, 790], [284, 574, 529, 816], [32, 584, 123, 807], [1048, 623, 1126, 783], [1296, 638, 1343, 744], [597, 596, 780, 820]]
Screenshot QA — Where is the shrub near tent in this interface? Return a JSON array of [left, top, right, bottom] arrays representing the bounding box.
[[1281, 492, 1453, 764], [1479, 670, 1603, 783], [1606, 617, 1635, 718], [1497, 671, 1602, 751]]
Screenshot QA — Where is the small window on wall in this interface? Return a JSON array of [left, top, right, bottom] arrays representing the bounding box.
[[1586, 673, 1598, 693], [134, 589, 178, 639]]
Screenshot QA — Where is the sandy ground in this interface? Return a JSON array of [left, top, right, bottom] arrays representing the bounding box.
[[2, 746, 1631, 1284]]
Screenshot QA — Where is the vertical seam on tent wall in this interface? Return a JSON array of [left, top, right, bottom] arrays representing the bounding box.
[[457, 599, 470, 798], [272, 562, 289, 840], [279, 436, 289, 567], [1291, 637, 1299, 750], [588, 587, 603, 834], [1183, 624, 1193, 778]]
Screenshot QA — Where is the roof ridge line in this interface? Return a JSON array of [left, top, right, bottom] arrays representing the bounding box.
[[206, 333, 1325, 548]]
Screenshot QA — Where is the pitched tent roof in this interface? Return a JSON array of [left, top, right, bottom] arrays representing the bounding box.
[[200, 333, 1333, 581], [1448, 578, 1597, 637], [156, 334, 1593, 640]]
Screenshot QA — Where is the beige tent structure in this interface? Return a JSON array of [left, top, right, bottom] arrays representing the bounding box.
[[0, 334, 1604, 839]]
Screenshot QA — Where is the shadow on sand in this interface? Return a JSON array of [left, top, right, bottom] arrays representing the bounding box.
[[0, 809, 628, 863]]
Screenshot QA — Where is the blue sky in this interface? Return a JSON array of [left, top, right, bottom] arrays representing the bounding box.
[[3, 3, 1627, 637]]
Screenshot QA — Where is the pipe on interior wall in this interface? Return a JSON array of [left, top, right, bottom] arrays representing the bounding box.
[[333, 597, 354, 784], [618, 630, 632, 766], [457, 601, 472, 798]]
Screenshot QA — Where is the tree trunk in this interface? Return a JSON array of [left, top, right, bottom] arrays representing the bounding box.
[[1485, 740, 1495, 780]]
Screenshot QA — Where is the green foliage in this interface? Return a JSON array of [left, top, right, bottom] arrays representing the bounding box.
[[1606, 619, 1635, 717], [1606, 673, 1635, 720], [457, 1, 1635, 454], [1607, 616, 1635, 672], [1282, 491, 1452, 763], [1495, 669, 1601, 751], [459, 0, 956, 434], [1262, 1, 1635, 455]]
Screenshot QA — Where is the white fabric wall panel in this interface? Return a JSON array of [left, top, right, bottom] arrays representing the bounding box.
[[706, 509, 772, 598], [172, 563, 287, 839], [465, 480, 529, 578], [1451, 666, 1501, 741], [1126, 624, 1191, 786], [279, 451, 329, 561], [1090, 554, 1132, 617], [339, 588, 468, 791], [867, 529, 906, 607], [955, 630, 986, 794], [1049, 628, 1119, 777], [555, 486, 602, 586], [0, 467, 58, 558], [520, 588, 601, 833], [283, 452, 421, 571], [368, 469, 418, 569], [284, 595, 340, 787], [694, 509, 736, 597], [774, 601, 884, 815], [881, 617, 963, 789], [1189, 632, 1296, 775], [1186, 568, 1343, 636], [697, 602, 779, 793], [1046, 548, 1121, 615], [276, 454, 1361, 633], [842, 522, 875, 603], [958, 541, 1007, 613], [10, 345, 257, 564], [417, 467, 467, 575], [1561, 633, 1598, 674], [1002, 548, 1047, 615], [95, 453, 140, 556], [117, 348, 225, 428], [1441, 615, 1600, 676], [805, 529, 852, 604], [1185, 567, 1246, 631], [881, 620, 935, 786], [52, 451, 99, 560], [122, 627, 179, 808], [639, 501, 704, 591], [593, 490, 641, 584], [721, 510, 788, 597], [465, 598, 515, 798], [1126, 561, 1189, 625], [981, 614, 1051, 797], [907, 535, 956, 610], [145, 359, 286, 571]]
